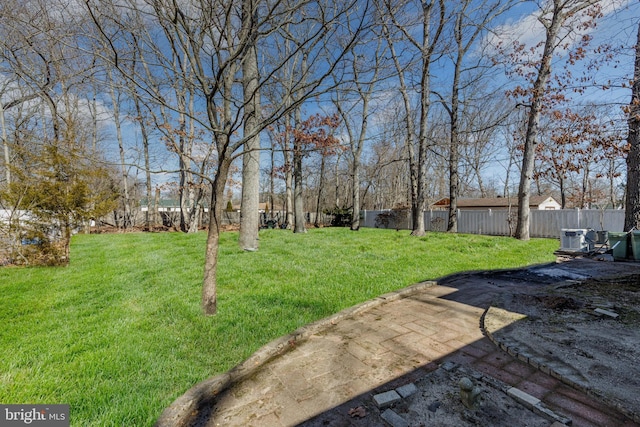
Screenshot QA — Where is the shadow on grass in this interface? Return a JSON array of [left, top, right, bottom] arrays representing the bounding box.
[[156, 259, 640, 427]]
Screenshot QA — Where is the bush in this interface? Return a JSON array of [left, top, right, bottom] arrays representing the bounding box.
[[324, 207, 352, 227], [375, 206, 410, 230]]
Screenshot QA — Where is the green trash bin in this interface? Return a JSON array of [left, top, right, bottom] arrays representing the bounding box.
[[631, 231, 640, 261], [608, 232, 628, 260]]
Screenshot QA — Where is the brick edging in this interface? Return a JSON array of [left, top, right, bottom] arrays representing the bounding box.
[[154, 281, 437, 427], [480, 306, 639, 424]]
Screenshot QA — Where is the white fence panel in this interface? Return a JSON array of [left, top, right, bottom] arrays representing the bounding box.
[[361, 210, 380, 228], [530, 209, 625, 238], [456, 209, 514, 236], [425, 210, 447, 232], [363, 209, 626, 238], [531, 210, 580, 238]]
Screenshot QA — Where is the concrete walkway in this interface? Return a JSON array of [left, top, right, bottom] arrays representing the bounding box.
[[156, 259, 640, 427]]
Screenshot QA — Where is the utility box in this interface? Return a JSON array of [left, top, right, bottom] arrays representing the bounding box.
[[559, 229, 592, 252]]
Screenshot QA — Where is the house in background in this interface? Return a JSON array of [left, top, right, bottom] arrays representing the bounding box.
[[140, 199, 181, 213], [138, 198, 211, 228], [430, 196, 561, 211], [228, 202, 269, 213]]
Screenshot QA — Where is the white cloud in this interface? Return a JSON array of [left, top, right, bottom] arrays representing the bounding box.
[[483, 0, 635, 57]]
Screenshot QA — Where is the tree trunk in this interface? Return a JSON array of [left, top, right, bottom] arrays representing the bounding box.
[[515, 7, 562, 241], [63, 221, 71, 264], [132, 91, 152, 231], [409, 158, 420, 232], [351, 157, 361, 230], [581, 163, 590, 209], [411, 1, 443, 237], [385, 28, 419, 233], [609, 158, 616, 208], [239, 23, 261, 250], [202, 158, 232, 315], [154, 186, 160, 227], [412, 152, 427, 236], [314, 153, 326, 228], [293, 138, 306, 233], [293, 52, 308, 234], [269, 135, 276, 220], [624, 22, 640, 231], [1, 102, 10, 186], [176, 73, 202, 234], [447, 11, 464, 233], [334, 152, 341, 208], [177, 92, 192, 233], [447, 98, 460, 232], [282, 123, 294, 229], [107, 68, 131, 230]]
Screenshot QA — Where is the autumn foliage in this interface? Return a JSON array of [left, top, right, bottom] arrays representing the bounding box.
[[289, 113, 342, 156], [535, 108, 624, 208]]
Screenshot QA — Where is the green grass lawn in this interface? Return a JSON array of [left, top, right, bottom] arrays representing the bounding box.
[[0, 228, 557, 426]]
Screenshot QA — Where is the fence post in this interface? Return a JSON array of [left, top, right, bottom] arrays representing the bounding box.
[[576, 207, 581, 229]]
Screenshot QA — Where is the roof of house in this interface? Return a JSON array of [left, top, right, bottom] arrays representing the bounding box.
[[431, 196, 557, 209], [139, 199, 269, 211], [139, 198, 211, 208]]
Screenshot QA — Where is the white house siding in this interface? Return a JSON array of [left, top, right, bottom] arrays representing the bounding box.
[[0, 210, 31, 224], [537, 197, 562, 210]]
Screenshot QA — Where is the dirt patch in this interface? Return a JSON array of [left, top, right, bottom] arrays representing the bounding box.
[[489, 273, 640, 419], [300, 365, 554, 427], [385, 367, 552, 427], [522, 295, 583, 310]]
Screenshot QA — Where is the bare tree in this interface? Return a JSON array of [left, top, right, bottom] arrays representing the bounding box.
[[510, 0, 602, 240], [104, 66, 133, 229], [380, 0, 446, 236], [128, 68, 155, 230], [459, 97, 506, 198], [435, 0, 512, 232], [333, 34, 386, 231], [86, 0, 366, 314], [293, 54, 309, 234]]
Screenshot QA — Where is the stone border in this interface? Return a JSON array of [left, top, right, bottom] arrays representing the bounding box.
[[154, 281, 437, 427], [481, 305, 640, 424]]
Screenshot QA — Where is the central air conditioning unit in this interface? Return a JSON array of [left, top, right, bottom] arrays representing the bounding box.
[[559, 229, 594, 252]]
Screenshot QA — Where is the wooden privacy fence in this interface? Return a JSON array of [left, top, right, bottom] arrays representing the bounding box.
[[361, 209, 626, 239]]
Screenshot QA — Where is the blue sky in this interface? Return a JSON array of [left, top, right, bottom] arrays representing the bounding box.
[[93, 0, 640, 199], [487, 0, 640, 103]]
